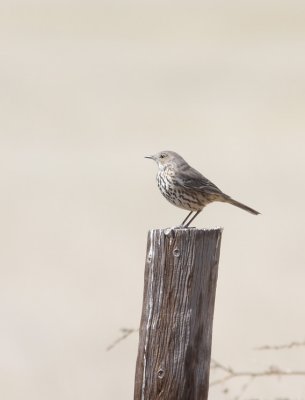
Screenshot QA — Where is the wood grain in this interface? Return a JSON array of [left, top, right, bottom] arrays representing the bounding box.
[[134, 228, 222, 400]]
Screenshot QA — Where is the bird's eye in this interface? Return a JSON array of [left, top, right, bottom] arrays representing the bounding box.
[[160, 153, 167, 159]]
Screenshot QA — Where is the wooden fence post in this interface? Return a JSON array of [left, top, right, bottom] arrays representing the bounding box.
[[134, 227, 222, 400]]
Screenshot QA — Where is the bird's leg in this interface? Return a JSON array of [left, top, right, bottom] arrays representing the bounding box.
[[181, 211, 194, 227], [184, 210, 202, 228]]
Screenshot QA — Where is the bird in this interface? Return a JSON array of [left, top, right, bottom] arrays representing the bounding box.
[[145, 151, 259, 227]]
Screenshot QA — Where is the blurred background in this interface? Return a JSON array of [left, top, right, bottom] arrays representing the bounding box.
[[1, 0, 305, 399]]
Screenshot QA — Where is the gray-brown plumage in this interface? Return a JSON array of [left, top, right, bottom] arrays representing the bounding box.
[[145, 150, 260, 227]]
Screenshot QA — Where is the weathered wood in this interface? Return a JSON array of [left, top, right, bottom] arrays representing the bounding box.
[[134, 228, 222, 400]]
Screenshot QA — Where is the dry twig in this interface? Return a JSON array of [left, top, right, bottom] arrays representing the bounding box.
[[210, 359, 305, 386], [107, 330, 305, 397], [255, 339, 305, 351], [106, 328, 137, 351]]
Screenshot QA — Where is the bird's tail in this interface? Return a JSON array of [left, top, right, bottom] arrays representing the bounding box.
[[223, 196, 260, 215]]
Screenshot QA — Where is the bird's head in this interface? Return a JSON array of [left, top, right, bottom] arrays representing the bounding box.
[[145, 151, 186, 169]]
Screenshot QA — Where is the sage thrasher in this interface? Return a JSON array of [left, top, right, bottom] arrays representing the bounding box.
[[145, 150, 259, 227]]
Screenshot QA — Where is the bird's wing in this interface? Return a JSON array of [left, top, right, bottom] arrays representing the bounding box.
[[175, 168, 223, 195]]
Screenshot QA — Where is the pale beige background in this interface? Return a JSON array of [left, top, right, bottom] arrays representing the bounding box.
[[1, 1, 305, 399]]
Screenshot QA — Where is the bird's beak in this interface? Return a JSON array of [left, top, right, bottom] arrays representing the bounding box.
[[145, 155, 154, 160]]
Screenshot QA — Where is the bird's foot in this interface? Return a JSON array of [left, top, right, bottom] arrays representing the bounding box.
[[169, 225, 196, 229]]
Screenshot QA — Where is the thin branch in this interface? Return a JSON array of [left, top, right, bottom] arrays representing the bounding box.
[[255, 340, 305, 351], [107, 331, 305, 392], [235, 376, 255, 400], [106, 328, 138, 351], [210, 361, 305, 386], [211, 358, 234, 375]]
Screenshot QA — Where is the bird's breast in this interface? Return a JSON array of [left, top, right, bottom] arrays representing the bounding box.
[[156, 170, 202, 211]]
